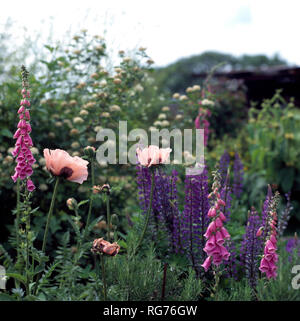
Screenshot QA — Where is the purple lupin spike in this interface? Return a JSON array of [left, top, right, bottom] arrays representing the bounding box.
[[219, 150, 230, 186], [240, 207, 263, 292], [152, 168, 175, 248], [181, 165, 210, 274], [233, 152, 244, 198], [136, 166, 179, 250], [261, 185, 273, 243], [220, 170, 232, 221], [224, 240, 238, 280], [169, 170, 182, 254], [277, 192, 293, 237]]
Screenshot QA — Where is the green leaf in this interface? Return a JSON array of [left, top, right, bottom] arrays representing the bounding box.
[[30, 207, 40, 215], [23, 295, 38, 301], [118, 240, 127, 249], [0, 293, 16, 301], [33, 263, 46, 275], [6, 272, 26, 285], [44, 45, 54, 53], [78, 200, 89, 207], [0, 128, 13, 138], [280, 167, 295, 192]]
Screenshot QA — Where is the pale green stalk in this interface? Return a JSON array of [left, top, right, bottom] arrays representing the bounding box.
[[34, 177, 60, 295], [83, 158, 95, 240], [42, 177, 60, 253]]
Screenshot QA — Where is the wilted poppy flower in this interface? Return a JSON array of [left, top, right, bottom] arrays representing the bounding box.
[[44, 148, 89, 184], [91, 238, 120, 256], [92, 184, 111, 194], [136, 145, 172, 167]]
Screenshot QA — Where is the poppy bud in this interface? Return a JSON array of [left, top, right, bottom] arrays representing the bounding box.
[[71, 246, 78, 254], [67, 197, 77, 210], [94, 220, 107, 230], [111, 213, 119, 226], [84, 145, 96, 158]]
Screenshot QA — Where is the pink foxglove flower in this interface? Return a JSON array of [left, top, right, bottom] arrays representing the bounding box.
[[259, 195, 279, 279], [11, 66, 36, 192], [201, 171, 231, 272], [194, 106, 212, 146], [44, 149, 89, 184], [136, 145, 172, 167]]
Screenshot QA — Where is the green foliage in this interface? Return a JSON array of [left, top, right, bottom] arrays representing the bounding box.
[[247, 91, 299, 190], [245, 91, 300, 221], [179, 268, 203, 301], [256, 242, 300, 301], [0, 29, 299, 302], [215, 279, 253, 301]]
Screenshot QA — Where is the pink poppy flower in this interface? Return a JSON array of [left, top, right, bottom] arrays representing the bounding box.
[[136, 145, 172, 167], [44, 148, 89, 184]]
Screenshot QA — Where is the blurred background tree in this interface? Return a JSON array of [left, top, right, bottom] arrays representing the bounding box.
[[153, 51, 287, 94]]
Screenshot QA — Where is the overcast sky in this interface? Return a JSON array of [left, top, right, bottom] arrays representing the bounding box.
[[1, 0, 300, 66]]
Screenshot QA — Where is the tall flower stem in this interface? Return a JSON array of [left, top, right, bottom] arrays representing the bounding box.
[[21, 188, 32, 296], [100, 254, 107, 300], [25, 208, 30, 295], [210, 267, 221, 300], [33, 177, 60, 295], [134, 170, 155, 255], [106, 194, 111, 242], [42, 177, 60, 253], [15, 179, 22, 289], [15, 179, 21, 262], [84, 158, 95, 240]]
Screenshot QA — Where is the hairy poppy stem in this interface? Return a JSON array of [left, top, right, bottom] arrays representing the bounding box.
[[100, 254, 107, 300], [42, 177, 60, 253], [85, 158, 95, 239], [34, 176, 60, 295], [106, 194, 111, 242], [134, 170, 155, 255]]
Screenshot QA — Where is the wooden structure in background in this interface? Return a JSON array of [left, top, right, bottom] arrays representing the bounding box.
[[192, 66, 300, 106]]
